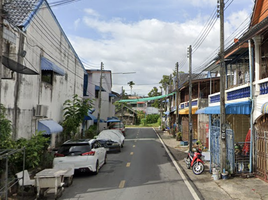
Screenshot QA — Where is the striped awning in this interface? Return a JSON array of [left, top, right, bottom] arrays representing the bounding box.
[[261, 102, 268, 114]]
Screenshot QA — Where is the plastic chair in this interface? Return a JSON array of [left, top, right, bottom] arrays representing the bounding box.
[[16, 170, 35, 186]]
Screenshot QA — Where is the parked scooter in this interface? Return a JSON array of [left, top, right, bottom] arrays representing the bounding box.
[[185, 148, 205, 175]]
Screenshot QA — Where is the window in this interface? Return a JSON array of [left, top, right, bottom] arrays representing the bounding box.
[[95, 90, 99, 98], [41, 70, 53, 84]]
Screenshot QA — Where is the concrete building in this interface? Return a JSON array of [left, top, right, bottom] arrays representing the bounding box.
[[1, 0, 86, 147]]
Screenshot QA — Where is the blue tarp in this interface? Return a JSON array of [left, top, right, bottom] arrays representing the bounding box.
[[195, 101, 251, 115], [107, 119, 121, 123], [38, 120, 63, 135]]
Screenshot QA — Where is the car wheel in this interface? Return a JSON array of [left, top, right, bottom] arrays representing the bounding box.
[[94, 161, 99, 175], [121, 141, 124, 148]]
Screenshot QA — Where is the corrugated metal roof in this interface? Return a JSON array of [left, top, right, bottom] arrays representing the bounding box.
[[3, 0, 41, 27]]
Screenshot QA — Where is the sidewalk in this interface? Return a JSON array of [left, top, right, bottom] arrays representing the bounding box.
[[155, 129, 268, 200]]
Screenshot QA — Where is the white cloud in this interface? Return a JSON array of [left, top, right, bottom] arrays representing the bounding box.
[[84, 8, 100, 17], [74, 18, 81, 30], [188, 0, 215, 7], [69, 6, 252, 96]]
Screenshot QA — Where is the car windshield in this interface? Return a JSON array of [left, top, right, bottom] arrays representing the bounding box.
[[58, 144, 91, 156]]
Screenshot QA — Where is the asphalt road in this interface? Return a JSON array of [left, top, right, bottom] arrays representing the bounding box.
[[58, 128, 195, 200]]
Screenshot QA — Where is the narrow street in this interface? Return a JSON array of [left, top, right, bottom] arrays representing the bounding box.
[[58, 128, 196, 200]]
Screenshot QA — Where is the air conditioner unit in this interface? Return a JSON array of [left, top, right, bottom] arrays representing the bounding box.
[[35, 105, 48, 117]]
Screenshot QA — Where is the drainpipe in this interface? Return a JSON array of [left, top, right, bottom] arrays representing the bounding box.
[[248, 39, 254, 173]]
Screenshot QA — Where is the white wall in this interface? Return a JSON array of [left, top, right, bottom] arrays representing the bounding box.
[[1, 2, 85, 140]]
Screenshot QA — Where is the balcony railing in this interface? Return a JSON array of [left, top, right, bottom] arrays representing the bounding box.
[[210, 94, 220, 104], [179, 99, 198, 109], [260, 82, 268, 95], [209, 84, 250, 105], [227, 86, 250, 100]]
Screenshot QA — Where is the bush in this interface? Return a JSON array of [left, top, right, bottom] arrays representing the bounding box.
[[146, 114, 160, 124], [157, 117, 161, 126], [85, 124, 97, 139], [141, 118, 147, 126]]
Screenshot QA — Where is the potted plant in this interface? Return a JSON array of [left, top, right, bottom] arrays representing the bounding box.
[[176, 132, 182, 141]]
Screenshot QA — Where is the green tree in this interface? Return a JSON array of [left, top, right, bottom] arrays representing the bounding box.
[[0, 104, 12, 145], [159, 75, 172, 92], [127, 81, 135, 95], [148, 87, 162, 108], [136, 110, 145, 125], [62, 94, 94, 139]]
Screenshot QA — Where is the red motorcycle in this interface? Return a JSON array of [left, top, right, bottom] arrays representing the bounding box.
[[185, 148, 205, 175]]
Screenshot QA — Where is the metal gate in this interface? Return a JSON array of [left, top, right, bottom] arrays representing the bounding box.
[[210, 117, 220, 169], [210, 117, 235, 173], [226, 128, 235, 174], [256, 130, 268, 181]]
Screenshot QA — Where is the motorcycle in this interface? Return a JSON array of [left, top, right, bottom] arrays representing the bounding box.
[[185, 148, 205, 175]]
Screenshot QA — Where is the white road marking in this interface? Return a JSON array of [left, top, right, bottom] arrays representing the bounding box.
[[153, 128, 201, 200]]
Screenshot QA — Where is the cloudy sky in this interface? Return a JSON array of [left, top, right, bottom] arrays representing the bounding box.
[[48, 0, 254, 96]]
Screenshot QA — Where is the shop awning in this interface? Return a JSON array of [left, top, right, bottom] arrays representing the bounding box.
[[195, 106, 220, 114], [195, 101, 251, 115], [179, 107, 198, 115], [179, 108, 188, 114], [226, 101, 251, 115], [38, 120, 63, 135], [261, 102, 268, 114], [84, 112, 97, 121], [41, 57, 65, 76]]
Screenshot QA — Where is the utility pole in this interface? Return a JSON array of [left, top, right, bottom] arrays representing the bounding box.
[[188, 45, 193, 152], [97, 62, 104, 133], [169, 74, 172, 135], [219, 0, 226, 173], [0, 0, 3, 118], [121, 86, 124, 123], [175, 62, 179, 133]]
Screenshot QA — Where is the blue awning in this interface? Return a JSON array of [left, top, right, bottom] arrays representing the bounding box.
[[84, 112, 97, 121], [38, 120, 63, 135], [164, 111, 170, 115], [226, 101, 251, 115], [261, 102, 268, 114], [195, 101, 251, 115], [195, 106, 220, 114], [95, 85, 106, 92], [109, 93, 117, 97], [41, 57, 65, 76]]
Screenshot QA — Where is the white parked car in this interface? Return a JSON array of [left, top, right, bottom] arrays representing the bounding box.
[[53, 139, 107, 174], [97, 129, 125, 147]]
